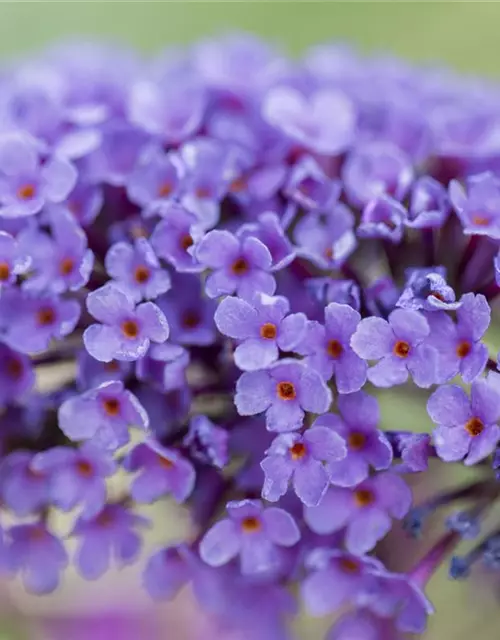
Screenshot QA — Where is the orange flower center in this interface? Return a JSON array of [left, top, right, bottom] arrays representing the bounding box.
[[182, 310, 201, 329], [134, 265, 151, 284], [456, 341, 471, 358], [36, 307, 55, 326], [229, 177, 247, 193], [158, 182, 173, 198], [327, 339, 343, 359], [104, 360, 120, 372], [277, 381, 296, 400], [5, 357, 23, 380], [121, 320, 139, 339], [260, 323, 277, 340], [472, 214, 490, 226], [289, 442, 307, 460], [430, 291, 445, 302], [102, 397, 120, 416], [231, 257, 249, 276], [354, 488, 375, 507], [393, 340, 410, 358], [158, 454, 174, 470], [59, 257, 75, 276], [0, 262, 10, 282], [76, 460, 94, 476], [338, 557, 361, 574], [180, 234, 194, 251], [348, 432, 366, 450], [465, 417, 484, 437], [195, 186, 211, 199], [241, 516, 261, 533], [17, 184, 36, 201]]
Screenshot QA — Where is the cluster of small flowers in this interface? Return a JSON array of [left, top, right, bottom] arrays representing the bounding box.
[[1, 34, 500, 639]]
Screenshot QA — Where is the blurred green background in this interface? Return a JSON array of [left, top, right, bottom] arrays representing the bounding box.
[[2, 2, 500, 639]]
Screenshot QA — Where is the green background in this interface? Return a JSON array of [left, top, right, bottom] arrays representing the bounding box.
[[2, 2, 500, 639]]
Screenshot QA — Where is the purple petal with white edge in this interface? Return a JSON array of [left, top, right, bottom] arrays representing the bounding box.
[[338, 391, 380, 429], [241, 236, 273, 270], [277, 312, 307, 351], [262, 507, 300, 546], [301, 569, 352, 616], [298, 366, 332, 413], [261, 455, 293, 502], [345, 508, 392, 554], [407, 343, 438, 388], [87, 283, 134, 324], [372, 472, 412, 518], [293, 459, 330, 507], [325, 303, 361, 342], [388, 308, 429, 344], [204, 270, 238, 298], [427, 385, 471, 427], [214, 296, 259, 339], [432, 425, 471, 462], [0, 134, 38, 176], [305, 426, 347, 462], [235, 370, 274, 415], [195, 230, 239, 268], [237, 270, 276, 300], [465, 425, 500, 466], [367, 356, 409, 387], [460, 342, 488, 383], [456, 293, 490, 342], [168, 458, 196, 503], [76, 535, 111, 580], [239, 536, 278, 576], [266, 401, 304, 433], [304, 487, 354, 535], [234, 338, 279, 371], [83, 324, 122, 363], [327, 455, 370, 487], [335, 349, 367, 394], [135, 302, 169, 343], [471, 378, 500, 424], [350, 317, 394, 359], [41, 157, 78, 202], [365, 433, 394, 470], [199, 519, 240, 567]]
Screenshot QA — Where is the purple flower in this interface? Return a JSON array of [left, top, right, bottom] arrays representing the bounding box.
[[396, 267, 460, 312], [427, 379, 500, 465], [295, 303, 367, 394], [0, 451, 47, 516], [123, 439, 195, 504], [0, 133, 77, 218], [394, 433, 433, 473], [301, 548, 384, 616], [48, 180, 103, 227], [135, 342, 189, 392], [350, 308, 437, 388], [19, 211, 94, 293], [156, 273, 216, 346], [8, 522, 68, 593], [304, 472, 412, 553], [0, 288, 80, 354], [237, 211, 296, 272], [406, 176, 450, 228], [150, 204, 203, 273], [284, 155, 341, 211], [263, 87, 355, 155], [327, 611, 399, 640], [0, 231, 31, 288], [199, 499, 300, 576], [214, 293, 307, 371], [84, 283, 169, 362], [143, 544, 190, 601], [126, 146, 184, 210], [306, 277, 361, 312], [235, 358, 332, 432], [129, 78, 206, 144], [342, 142, 413, 207], [58, 380, 149, 451], [72, 503, 149, 580], [294, 203, 356, 270], [312, 392, 392, 486], [426, 293, 490, 383], [358, 195, 406, 244], [450, 171, 500, 238], [184, 414, 229, 469], [195, 229, 276, 299], [105, 238, 171, 302], [31, 443, 116, 518], [0, 343, 35, 403], [76, 350, 132, 390], [261, 426, 346, 506]]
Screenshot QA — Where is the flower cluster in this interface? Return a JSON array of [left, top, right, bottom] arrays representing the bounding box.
[[0, 34, 500, 639]]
